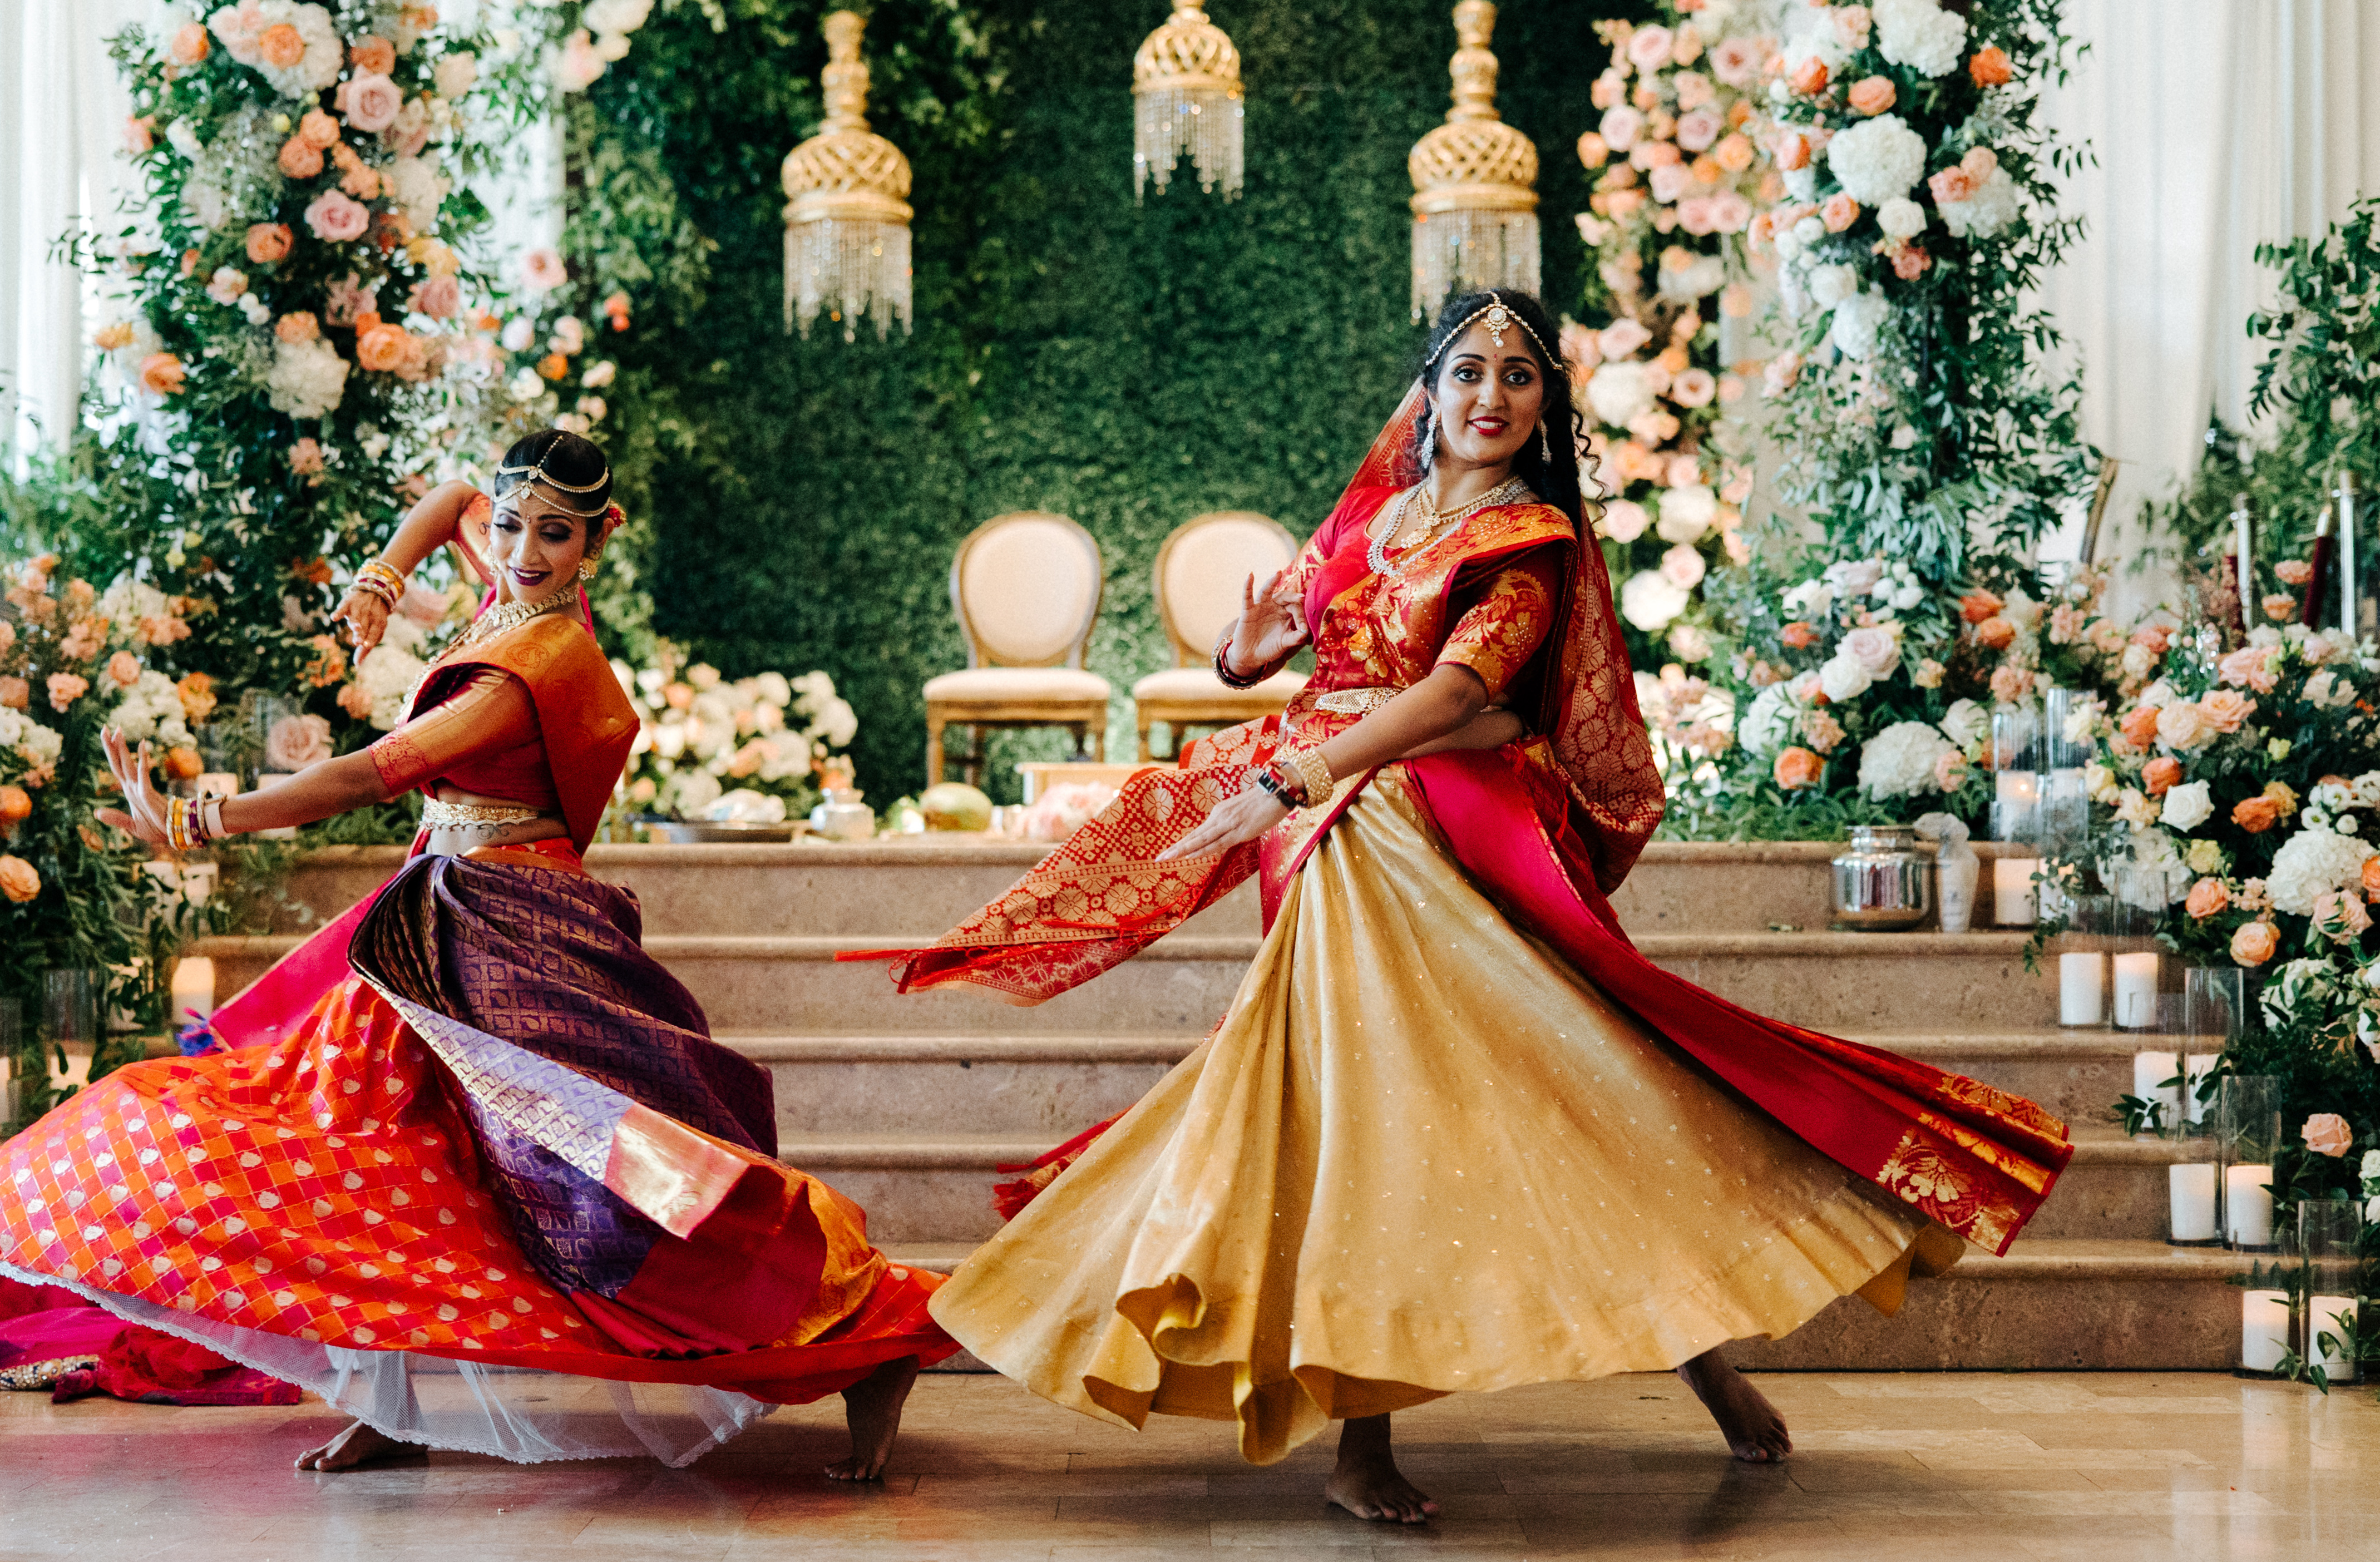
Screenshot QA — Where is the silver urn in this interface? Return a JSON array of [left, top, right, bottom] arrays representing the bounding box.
[[1830, 825, 1935, 931]]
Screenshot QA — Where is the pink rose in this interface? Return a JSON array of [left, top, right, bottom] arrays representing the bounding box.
[[1840, 625, 1899, 675], [343, 72, 404, 134], [323, 274, 376, 327], [245, 222, 294, 264], [1670, 369, 1716, 409], [1932, 750, 1967, 792], [1660, 544, 1706, 590], [409, 274, 462, 319], [1649, 163, 1695, 204], [1599, 106, 1645, 154], [2218, 645, 2278, 693], [124, 115, 155, 154], [2313, 889, 2372, 943], [304, 189, 370, 244], [265, 713, 333, 772], [1988, 665, 2033, 705], [1705, 191, 1752, 233], [1929, 166, 1976, 205], [521, 247, 569, 293], [1598, 318, 1652, 359], [1626, 25, 1676, 70], [287, 438, 324, 475], [1592, 73, 1624, 111], [1675, 108, 1722, 154], [2303, 1113, 2354, 1158], [1709, 37, 1761, 87]]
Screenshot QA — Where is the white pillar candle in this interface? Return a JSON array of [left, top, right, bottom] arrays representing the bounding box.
[[2112, 951, 2160, 1028], [2184, 1054, 2219, 1125], [2225, 1164, 2274, 1245], [1994, 770, 2041, 807], [2241, 1289, 2290, 1373], [2059, 952, 2105, 1026], [2167, 1164, 2217, 1241], [170, 957, 216, 1025], [195, 772, 239, 800], [2309, 1297, 2358, 1377], [2131, 1050, 2179, 1128], [1993, 858, 2038, 925]]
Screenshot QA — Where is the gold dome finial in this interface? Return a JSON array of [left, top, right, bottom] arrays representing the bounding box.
[[781, 10, 914, 340], [1408, 1, 1539, 320], [1132, 1, 1246, 199]]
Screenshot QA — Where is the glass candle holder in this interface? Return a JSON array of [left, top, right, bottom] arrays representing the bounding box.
[[2217, 1075, 2283, 1250], [2057, 893, 2109, 1028], [1989, 705, 2043, 844], [2299, 1197, 2364, 1383], [2182, 966, 2243, 1131], [2241, 1287, 2290, 1373], [2107, 867, 2167, 1031]]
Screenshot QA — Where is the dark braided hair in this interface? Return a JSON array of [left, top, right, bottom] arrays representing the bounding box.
[[492, 428, 614, 526], [1401, 289, 1583, 534]]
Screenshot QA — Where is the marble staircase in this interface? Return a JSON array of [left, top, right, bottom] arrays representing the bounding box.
[[194, 837, 2244, 1372]]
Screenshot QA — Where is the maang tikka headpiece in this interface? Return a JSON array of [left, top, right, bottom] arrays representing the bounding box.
[[1436, 291, 1549, 364], [495, 443, 611, 513]]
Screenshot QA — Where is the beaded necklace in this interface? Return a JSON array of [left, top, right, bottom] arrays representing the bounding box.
[[1366, 475, 1530, 578]]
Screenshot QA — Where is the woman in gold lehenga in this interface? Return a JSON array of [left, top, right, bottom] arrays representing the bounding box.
[[856, 290, 2073, 1523]]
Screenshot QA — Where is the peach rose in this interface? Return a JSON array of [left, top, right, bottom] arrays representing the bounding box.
[[278, 136, 324, 179], [2277, 559, 2315, 586], [336, 681, 375, 720], [46, 672, 87, 711], [1847, 75, 1897, 115], [2117, 704, 2161, 750], [1577, 130, 1609, 169], [1974, 616, 2015, 650], [1787, 55, 1829, 96], [1890, 245, 1932, 280], [1989, 665, 2034, 706], [2261, 592, 2297, 623], [0, 784, 29, 836], [409, 273, 461, 319], [259, 22, 306, 70], [245, 223, 294, 264], [2142, 756, 2182, 797], [341, 164, 382, 201], [1821, 193, 1861, 232], [2218, 645, 2278, 692], [2363, 854, 2380, 899], [2229, 920, 2278, 967], [177, 672, 217, 724], [0, 676, 25, 710], [0, 854, 39, 904], [356, 324, 410, 373], [1774, 128, 1813, 171], [1969, 45, 2013, 87], [1933, 750, 1968, 792], [2231, 795, 2282, 833], [1959, 591, 2003, 624], [2313, 889, 2372, 942], [106, 650, 141, 688], [537, 352, 570, 381], [137, 352, 185, 397], [350, 34, 397, 75], [1773, 746, 1824, 790], [165, 745, 203, 782], [1779, 621, 1818, 649], [1929, 166, 1976, 205], [169, 22, 211, 66], [300, 108, 342, 149], [2184, 877, 2229, 920], [2303, 1113, 2354, 1158], [287, 437, 325, 475], [275, 310, 320, 344], [2198, 689, 2256, 732]]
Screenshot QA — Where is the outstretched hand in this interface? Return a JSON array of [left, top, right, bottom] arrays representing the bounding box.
[[1224, 570, 1309, 678], [329, 587, 391, 663], [1155, 785, 1291, 862], [92, 729, 172, 849]]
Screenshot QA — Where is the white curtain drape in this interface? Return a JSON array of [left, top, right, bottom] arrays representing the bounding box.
[[2033, 0, 2380, 611], [0, 0, 164, 470]]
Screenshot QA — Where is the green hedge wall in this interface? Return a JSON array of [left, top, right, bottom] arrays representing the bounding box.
[[585, 0, 1643, 802]]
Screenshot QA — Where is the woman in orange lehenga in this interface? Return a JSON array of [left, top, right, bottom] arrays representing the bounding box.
[[861, 293, 2073, 1522], [0, 430, 954, 1475]]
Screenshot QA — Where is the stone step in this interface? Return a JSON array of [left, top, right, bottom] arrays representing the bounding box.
[[728, 1029, 2168, 1139], [878, 1238, 2248, 1372], [242, 838, 2050, 940], [196, 928, 2061, 1036], [784, 1130, 2186, 1247]]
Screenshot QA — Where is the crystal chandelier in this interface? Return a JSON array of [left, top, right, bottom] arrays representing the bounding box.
[[1409, 1, 1539, 319], [1132, 1, 1245, 199], [781, 10, 913, 340]]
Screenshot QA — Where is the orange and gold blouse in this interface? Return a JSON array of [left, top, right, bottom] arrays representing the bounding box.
[[366, 668, 562, 815]]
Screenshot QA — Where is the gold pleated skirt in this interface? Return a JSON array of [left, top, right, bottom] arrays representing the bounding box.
[[928, 770, 1954, 1464]]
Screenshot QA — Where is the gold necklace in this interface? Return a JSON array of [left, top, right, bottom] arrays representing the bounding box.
[[403, 584, 584, 715], [1368, 476, 1529, 577]]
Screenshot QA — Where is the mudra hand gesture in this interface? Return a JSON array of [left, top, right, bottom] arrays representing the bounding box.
[[330, 581, 392, 663], [1224, 570, 1307, 678], [93, 730, 174, 849]]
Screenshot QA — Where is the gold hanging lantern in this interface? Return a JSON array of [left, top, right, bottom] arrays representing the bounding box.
[[781, 10, 913, 340], [1409, 1, 1539, 319], [1132, 1, 1245, 199]]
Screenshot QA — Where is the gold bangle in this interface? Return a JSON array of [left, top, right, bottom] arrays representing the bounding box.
[[1289, 747, 1334, 807], [165, 796, 194, 853]]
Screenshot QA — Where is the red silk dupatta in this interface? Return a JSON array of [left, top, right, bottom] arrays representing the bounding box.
[[851, 388, 2072, 1255]]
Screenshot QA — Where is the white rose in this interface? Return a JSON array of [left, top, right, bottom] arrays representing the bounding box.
[[2160, 779, 2214, 832], [2155, 700, 2211, 752], [1599, 499, 1650, 542], [1877, 197, 1927, 239], [1839, 625, 1901, 676], [1655, 485, 1717, 544], [1587, 362, 1657, 428], [1738, 684, 1798, 757], [1620, 570, 1691, 631], [1818, 653, 1874, 704], [1939, 698, 1988, 748]]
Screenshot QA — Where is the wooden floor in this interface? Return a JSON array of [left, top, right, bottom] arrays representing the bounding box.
[[5, 1370, 2377, 1560]]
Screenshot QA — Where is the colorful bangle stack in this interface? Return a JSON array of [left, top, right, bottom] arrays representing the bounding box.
[[352, 557, 407, 608], [1213, 630, 1264, 691], [165, 796, 210, 853]]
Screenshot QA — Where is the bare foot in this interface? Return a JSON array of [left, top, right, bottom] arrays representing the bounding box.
[[1323, 1413, 1438, 1524], [294, 1418, 418, 1471], [825, 1355, 919, 1481], [1676, 1348, 1791, 1464]]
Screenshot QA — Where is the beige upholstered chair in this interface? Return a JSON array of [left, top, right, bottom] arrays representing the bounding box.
[[1132, 512, 1309, 761], [924, 511, 1111, 787]]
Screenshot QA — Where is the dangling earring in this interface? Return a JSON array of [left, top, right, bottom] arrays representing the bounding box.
[[579, 557, 600, 582], [1419, 406, 1436, 476], [1537, 420, 1551, 464]]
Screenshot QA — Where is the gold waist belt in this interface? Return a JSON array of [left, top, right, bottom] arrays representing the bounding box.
[[422, 799, 545, 828], [1313, 686, 1403, 715]]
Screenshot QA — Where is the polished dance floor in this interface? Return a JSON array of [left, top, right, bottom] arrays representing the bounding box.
[[4, 1370, 2374, 1560]]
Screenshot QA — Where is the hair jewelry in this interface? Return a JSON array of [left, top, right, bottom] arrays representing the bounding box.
[[1431, 290, 1553, 368]]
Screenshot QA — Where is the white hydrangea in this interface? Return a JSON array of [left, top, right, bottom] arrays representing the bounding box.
[[357, 644, 428, 730], [2267, 826, 2378, 916], [1619, 570, 1691, 632], [1939, 167, 2023, 239], [386, 155, 448, 234], [1858, 720, 1957, 798], [1829, 292, 1892, 360], [6, 710, 63, 775], [1736, 683, 1799, 758], [1874, 0, 1968, 77], [1807, 263, 1860, 309], [2263, 958, 2343, 1032], [265, 337, 349, 419], [210, 2, 342, 97], [1587, 362, 1657, 428], [107, 670, 191, 747], [1826, 113, 1929, 205], [1655, 485, 1717, 544]]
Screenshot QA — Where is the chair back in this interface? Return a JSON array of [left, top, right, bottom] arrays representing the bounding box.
[[950, 511, 1105, 669], [1153, 512, 1300, 668]]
